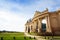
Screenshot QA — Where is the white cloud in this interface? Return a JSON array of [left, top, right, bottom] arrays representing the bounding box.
[[0, 10, 25, 32]]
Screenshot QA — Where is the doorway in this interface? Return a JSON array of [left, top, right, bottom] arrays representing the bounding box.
[[42, 19, 46, 32], [28, 27, 30, 33]]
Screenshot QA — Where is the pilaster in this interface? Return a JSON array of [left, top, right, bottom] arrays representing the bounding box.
[[38, 18, 42, 33], [45, 16, 51, 32]]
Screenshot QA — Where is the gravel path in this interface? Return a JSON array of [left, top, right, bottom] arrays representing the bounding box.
[[24, 32, 47, 40]]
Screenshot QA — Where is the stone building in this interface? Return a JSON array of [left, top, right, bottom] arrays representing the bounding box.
[[25, 8, 60, 36]]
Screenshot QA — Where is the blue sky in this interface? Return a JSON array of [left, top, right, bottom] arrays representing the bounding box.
[[0, 0, 60, 32]]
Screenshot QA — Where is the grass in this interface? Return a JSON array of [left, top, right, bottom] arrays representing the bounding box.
[[0, 32, 34, 40], [1, 32, 60, 40]]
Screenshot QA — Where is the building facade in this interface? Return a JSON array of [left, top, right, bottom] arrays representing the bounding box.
[[25, 8, 60, 36]]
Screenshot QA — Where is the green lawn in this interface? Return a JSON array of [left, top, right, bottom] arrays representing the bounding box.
[[0, 32, 34, 40], [1, 32, 60, 40]]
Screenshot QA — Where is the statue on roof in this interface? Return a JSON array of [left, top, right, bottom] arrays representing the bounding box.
[[57, 8, 60, 12], [46, 8, 48, 11], [43, 8, 48, 13]]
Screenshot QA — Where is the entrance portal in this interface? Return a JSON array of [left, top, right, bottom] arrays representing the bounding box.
[[42, 19, 46, 32], [28, 27, 30, 33]]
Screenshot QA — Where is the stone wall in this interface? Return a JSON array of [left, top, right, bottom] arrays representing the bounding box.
[[25, 9, 60, 36]]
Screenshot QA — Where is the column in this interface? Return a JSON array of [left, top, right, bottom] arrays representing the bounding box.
[[45, 16, 51, 32], [25, 26, 27, 32], [34, 21, 37, 32], [32, 22, 35, 32], [30, 25, 32, 33], [25, 25, 28, 33], [27, 25, 28, 33], [38, 18, 42, 33], [31, 23, 33, 32]]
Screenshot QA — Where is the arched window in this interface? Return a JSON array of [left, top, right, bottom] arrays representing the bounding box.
[[42, 19, 46, 32], [28, 27, 30, 33]]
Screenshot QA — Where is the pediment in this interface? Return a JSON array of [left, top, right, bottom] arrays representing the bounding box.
[[33, 11, 41, 18]]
